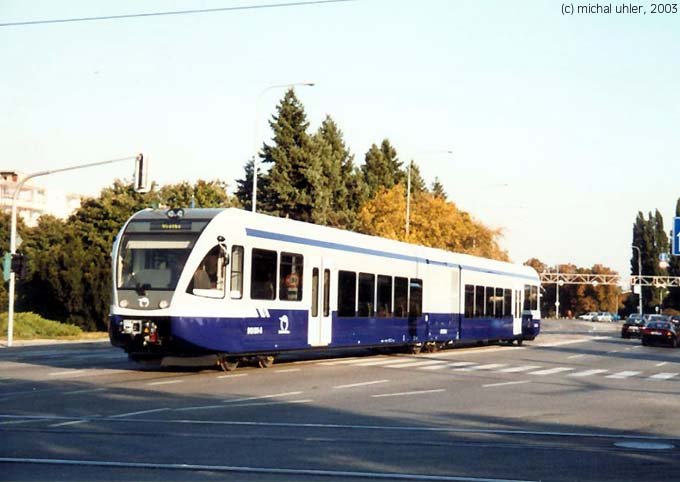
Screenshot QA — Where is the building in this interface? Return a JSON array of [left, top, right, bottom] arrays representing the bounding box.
[[0, 171, 82, 227]]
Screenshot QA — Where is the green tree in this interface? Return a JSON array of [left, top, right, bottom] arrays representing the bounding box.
[[630, 210, 667, 313], [361, 139, 405, 198], [158, 179, 234, 208], [258, 88, 317, 221]]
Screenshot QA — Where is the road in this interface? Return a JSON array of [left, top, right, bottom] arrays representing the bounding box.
[[1, 319, 679, 481]]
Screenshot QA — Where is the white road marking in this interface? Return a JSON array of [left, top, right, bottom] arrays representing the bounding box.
[[372, 389, 446, 398], [48, 369, 88, 377], [569, 369, 608, 377], [174, 405, 223, 412], [318, 357, 368, 365], [420, 361, 476, 370], [455, 363, 507, 371], [536, 336, 608, 347], [333, 380, 389, 389], [49, 420, 86, 428], [64, 388, 107, 395], [355, 358, 411, 367], [109, 408, 169, 418], [529, 367, 574, 376], [223, 391, 302, 403], [222, 399, 313, 408], [384, 360, 447, 369], [216, 373, 248, 379], [606, 371, 641, 379], [655, 362, 668, 367], [274, 368, 301, 373], [648, 372, 678, 380], [147, 379, 183, 386], [0, 456, 545, 482], [483, 380, 531, 388], [567, 354, 585, 359], [495, 365, 541, 373]]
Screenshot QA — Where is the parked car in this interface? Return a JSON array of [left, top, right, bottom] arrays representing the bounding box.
[[579, 312, 599, 321], [641, 320, 680, 347], [593, 312, 613, 322], [621, 313, 645, 338]]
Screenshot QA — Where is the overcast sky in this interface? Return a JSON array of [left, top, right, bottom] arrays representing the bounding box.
[[2, 0, 679, 280]]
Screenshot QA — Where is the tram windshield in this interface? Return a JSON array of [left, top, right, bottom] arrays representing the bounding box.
[[117, 234, 197, 292]]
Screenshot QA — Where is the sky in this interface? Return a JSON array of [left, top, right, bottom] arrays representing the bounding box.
[[1, 0, 679, 282]]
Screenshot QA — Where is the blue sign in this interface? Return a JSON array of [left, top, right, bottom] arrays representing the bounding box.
[[674, 217, 680, 256]]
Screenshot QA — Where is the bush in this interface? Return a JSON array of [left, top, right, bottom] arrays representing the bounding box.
[[0, 312, 83, 339]]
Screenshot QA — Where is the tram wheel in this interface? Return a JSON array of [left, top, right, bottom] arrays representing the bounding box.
[[258, 355, 276, 368], [218, 356, 239, 372]]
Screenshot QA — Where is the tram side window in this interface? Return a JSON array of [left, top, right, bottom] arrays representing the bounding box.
[[474, 285, 484, 318], [504, 289, 512, 317], [464, 285, 474, 318], [187, 245, 227, 297], [485, 287, 495, 317], [230, 245, 244, 299], [377, 275, 392, 317], [251, 249, 277, 300], [338, 271, 357, 317], [394, 277, 408, 318], [279, 252, 303, 301], [358, 273, 375, 317], [524, 284, 538, 311], [495, 287, 504, 317], [311, 268, 319, 317], [323, 269, 330, 317], [409, 279, 423, 317]]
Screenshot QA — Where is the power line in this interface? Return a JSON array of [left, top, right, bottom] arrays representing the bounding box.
[[0, 0, 355, 28]]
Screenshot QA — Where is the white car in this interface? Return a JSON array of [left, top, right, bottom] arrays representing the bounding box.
[[579, 312, 598, 321], [594, 312, 613, 322]]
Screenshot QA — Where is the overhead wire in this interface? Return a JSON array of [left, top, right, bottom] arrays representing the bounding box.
[[0, 0, 355, 28]]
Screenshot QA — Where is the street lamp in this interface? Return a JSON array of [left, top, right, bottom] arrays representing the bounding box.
[[632, 245, 643, 315], [405, 150, 453, 238], [251, 82, 315, 213]]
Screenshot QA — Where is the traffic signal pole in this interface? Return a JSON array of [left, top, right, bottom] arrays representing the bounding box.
[[5, 154, 144, 347]]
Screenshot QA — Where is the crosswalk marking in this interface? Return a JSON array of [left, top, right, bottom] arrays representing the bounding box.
[[529, 367, 574, 376], [455, 363, 508, 371], [496, 365, 541, 373], [384, 360, 447, 369], [606, 371, 640, 379], [569, 369, 609, 377], [648, 372, 678, 380], [355, 358, 412, 367], [420, 361, 477, 370]]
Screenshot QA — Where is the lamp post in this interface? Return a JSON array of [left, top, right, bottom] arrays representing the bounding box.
[[632, 245, 642, 315], [555, 264, 560, 319], [251, 82, 315, 213], [405, 150, 453, 238]]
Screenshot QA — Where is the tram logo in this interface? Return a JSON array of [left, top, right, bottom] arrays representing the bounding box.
[[138, 297, 150, 308], [278, 315, 291, 335]]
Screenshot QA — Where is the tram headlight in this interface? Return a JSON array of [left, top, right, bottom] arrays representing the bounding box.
[[119, 299, 129, 308], [159, 300, 169, 309]]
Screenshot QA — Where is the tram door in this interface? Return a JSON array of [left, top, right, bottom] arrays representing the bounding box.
[[308, 259, 332, 346]]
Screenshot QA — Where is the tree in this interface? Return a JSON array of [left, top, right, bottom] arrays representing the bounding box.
[[358, 184, 508, 261], [431, 177, 447, 200], [630, 210, 668, 313], [308, 115, 362, 228], [258, 88, 317, 221], [158, 179, 234, 208], [361, 139, 405, 198]]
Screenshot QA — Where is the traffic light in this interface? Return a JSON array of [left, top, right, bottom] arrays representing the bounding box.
[[10, 252, 27, 279], [2, 252, 10, 282], [134, 153, 149, 193]]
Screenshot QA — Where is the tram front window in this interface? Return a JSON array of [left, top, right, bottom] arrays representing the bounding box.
[[117, 234, 196, 291]]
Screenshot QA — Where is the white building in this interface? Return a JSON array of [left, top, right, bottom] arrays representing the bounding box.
[[0, 171, 82, 227]]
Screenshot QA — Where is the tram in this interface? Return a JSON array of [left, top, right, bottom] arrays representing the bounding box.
[[109, 208, 541, 370]]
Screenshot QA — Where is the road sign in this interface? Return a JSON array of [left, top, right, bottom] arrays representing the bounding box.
[[674, 217, 680, 256]]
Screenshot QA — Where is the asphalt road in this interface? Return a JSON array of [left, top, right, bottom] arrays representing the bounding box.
[[1, 319, 679, 482]]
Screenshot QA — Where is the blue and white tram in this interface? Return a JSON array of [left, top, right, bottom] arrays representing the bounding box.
[[109, 208, 541, 369]]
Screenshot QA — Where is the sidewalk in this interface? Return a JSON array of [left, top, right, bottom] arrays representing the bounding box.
[[0, 337, 109, 348]]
